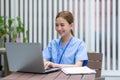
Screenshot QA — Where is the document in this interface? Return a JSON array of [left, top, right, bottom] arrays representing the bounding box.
[[61, 66, 96, 74]]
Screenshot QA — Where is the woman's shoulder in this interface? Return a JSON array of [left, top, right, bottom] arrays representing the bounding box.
[[72, 37, 86, 49], [71, 37, 86, 46], [72, 37, 84, 43]]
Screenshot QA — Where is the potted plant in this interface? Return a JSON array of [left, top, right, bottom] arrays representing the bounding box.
[[8, 16, 28, 43], [0, 16, 7, 48], [0, 16, 28, 48]]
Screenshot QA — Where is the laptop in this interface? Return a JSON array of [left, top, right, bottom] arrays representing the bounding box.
[[5, 43, 60, 73]]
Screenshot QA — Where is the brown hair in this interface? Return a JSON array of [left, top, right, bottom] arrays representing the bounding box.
[[56, 11, 74, 36]]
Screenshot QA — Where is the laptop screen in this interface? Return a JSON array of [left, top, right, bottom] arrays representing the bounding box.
[[5, 43, 46, 73]]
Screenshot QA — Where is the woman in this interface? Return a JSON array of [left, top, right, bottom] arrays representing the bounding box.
[[43, 11, 88, 69]]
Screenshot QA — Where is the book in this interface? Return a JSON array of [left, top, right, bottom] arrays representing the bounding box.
[[61, 66, 96, 74]]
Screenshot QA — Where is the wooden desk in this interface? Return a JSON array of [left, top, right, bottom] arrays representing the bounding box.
[[2, 71, 95, 80]]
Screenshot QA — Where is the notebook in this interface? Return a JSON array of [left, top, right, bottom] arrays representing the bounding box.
[[5, 43, 60, 73], [61, 66, 96, 74]]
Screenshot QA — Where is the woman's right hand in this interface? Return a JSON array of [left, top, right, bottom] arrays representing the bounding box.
[[43, 59, 61, 69], [44, 61, 53, 69]]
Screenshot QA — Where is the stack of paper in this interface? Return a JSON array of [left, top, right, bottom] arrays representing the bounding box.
[[61, 66, 96, 74]]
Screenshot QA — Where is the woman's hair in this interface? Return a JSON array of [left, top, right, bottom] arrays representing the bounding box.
[[56, 11, 74, 36]]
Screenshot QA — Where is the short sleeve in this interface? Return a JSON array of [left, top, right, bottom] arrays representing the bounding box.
[[42, 39, 59, 62], [42, 43, 52, 61], [75, 41, 88, 66]]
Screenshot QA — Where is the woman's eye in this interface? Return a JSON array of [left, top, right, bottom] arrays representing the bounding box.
[[56, 24, 58, 26], [61, 24, 64, 27]]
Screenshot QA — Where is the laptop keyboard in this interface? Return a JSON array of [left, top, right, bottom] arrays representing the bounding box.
[[45, 68, 60, 73]]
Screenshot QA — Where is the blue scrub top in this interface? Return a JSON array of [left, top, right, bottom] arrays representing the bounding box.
[[42, 37, 88, 66]]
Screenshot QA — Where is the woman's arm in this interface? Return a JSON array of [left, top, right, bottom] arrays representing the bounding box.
[[53, 61, 83, 68], [44, 59, 83, 69]]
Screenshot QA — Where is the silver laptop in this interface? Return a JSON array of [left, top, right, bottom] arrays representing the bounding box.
[[5, 43, 60, 73]]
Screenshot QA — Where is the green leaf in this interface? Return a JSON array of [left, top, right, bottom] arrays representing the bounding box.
[[0, 19, 3, 25], [16, 26, 24, 33], [17, 16, 22, 25], [23, 37, 27, 43], [13, 33, 17, 42], [8, 18, 14, 27]]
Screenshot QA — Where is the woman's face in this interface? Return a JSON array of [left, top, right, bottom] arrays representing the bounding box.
[[55, 17, 73, 37]]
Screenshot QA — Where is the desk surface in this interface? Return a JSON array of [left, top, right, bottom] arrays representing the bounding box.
[[2, 71, 95, 80]]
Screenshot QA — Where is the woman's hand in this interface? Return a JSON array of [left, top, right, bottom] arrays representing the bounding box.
[[43, 59, 83, 69], [44, 61, 54, 69], [43, 59, 61, 69]]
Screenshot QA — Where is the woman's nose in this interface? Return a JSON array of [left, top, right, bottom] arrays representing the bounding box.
[[56, 26, 62, 30]]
